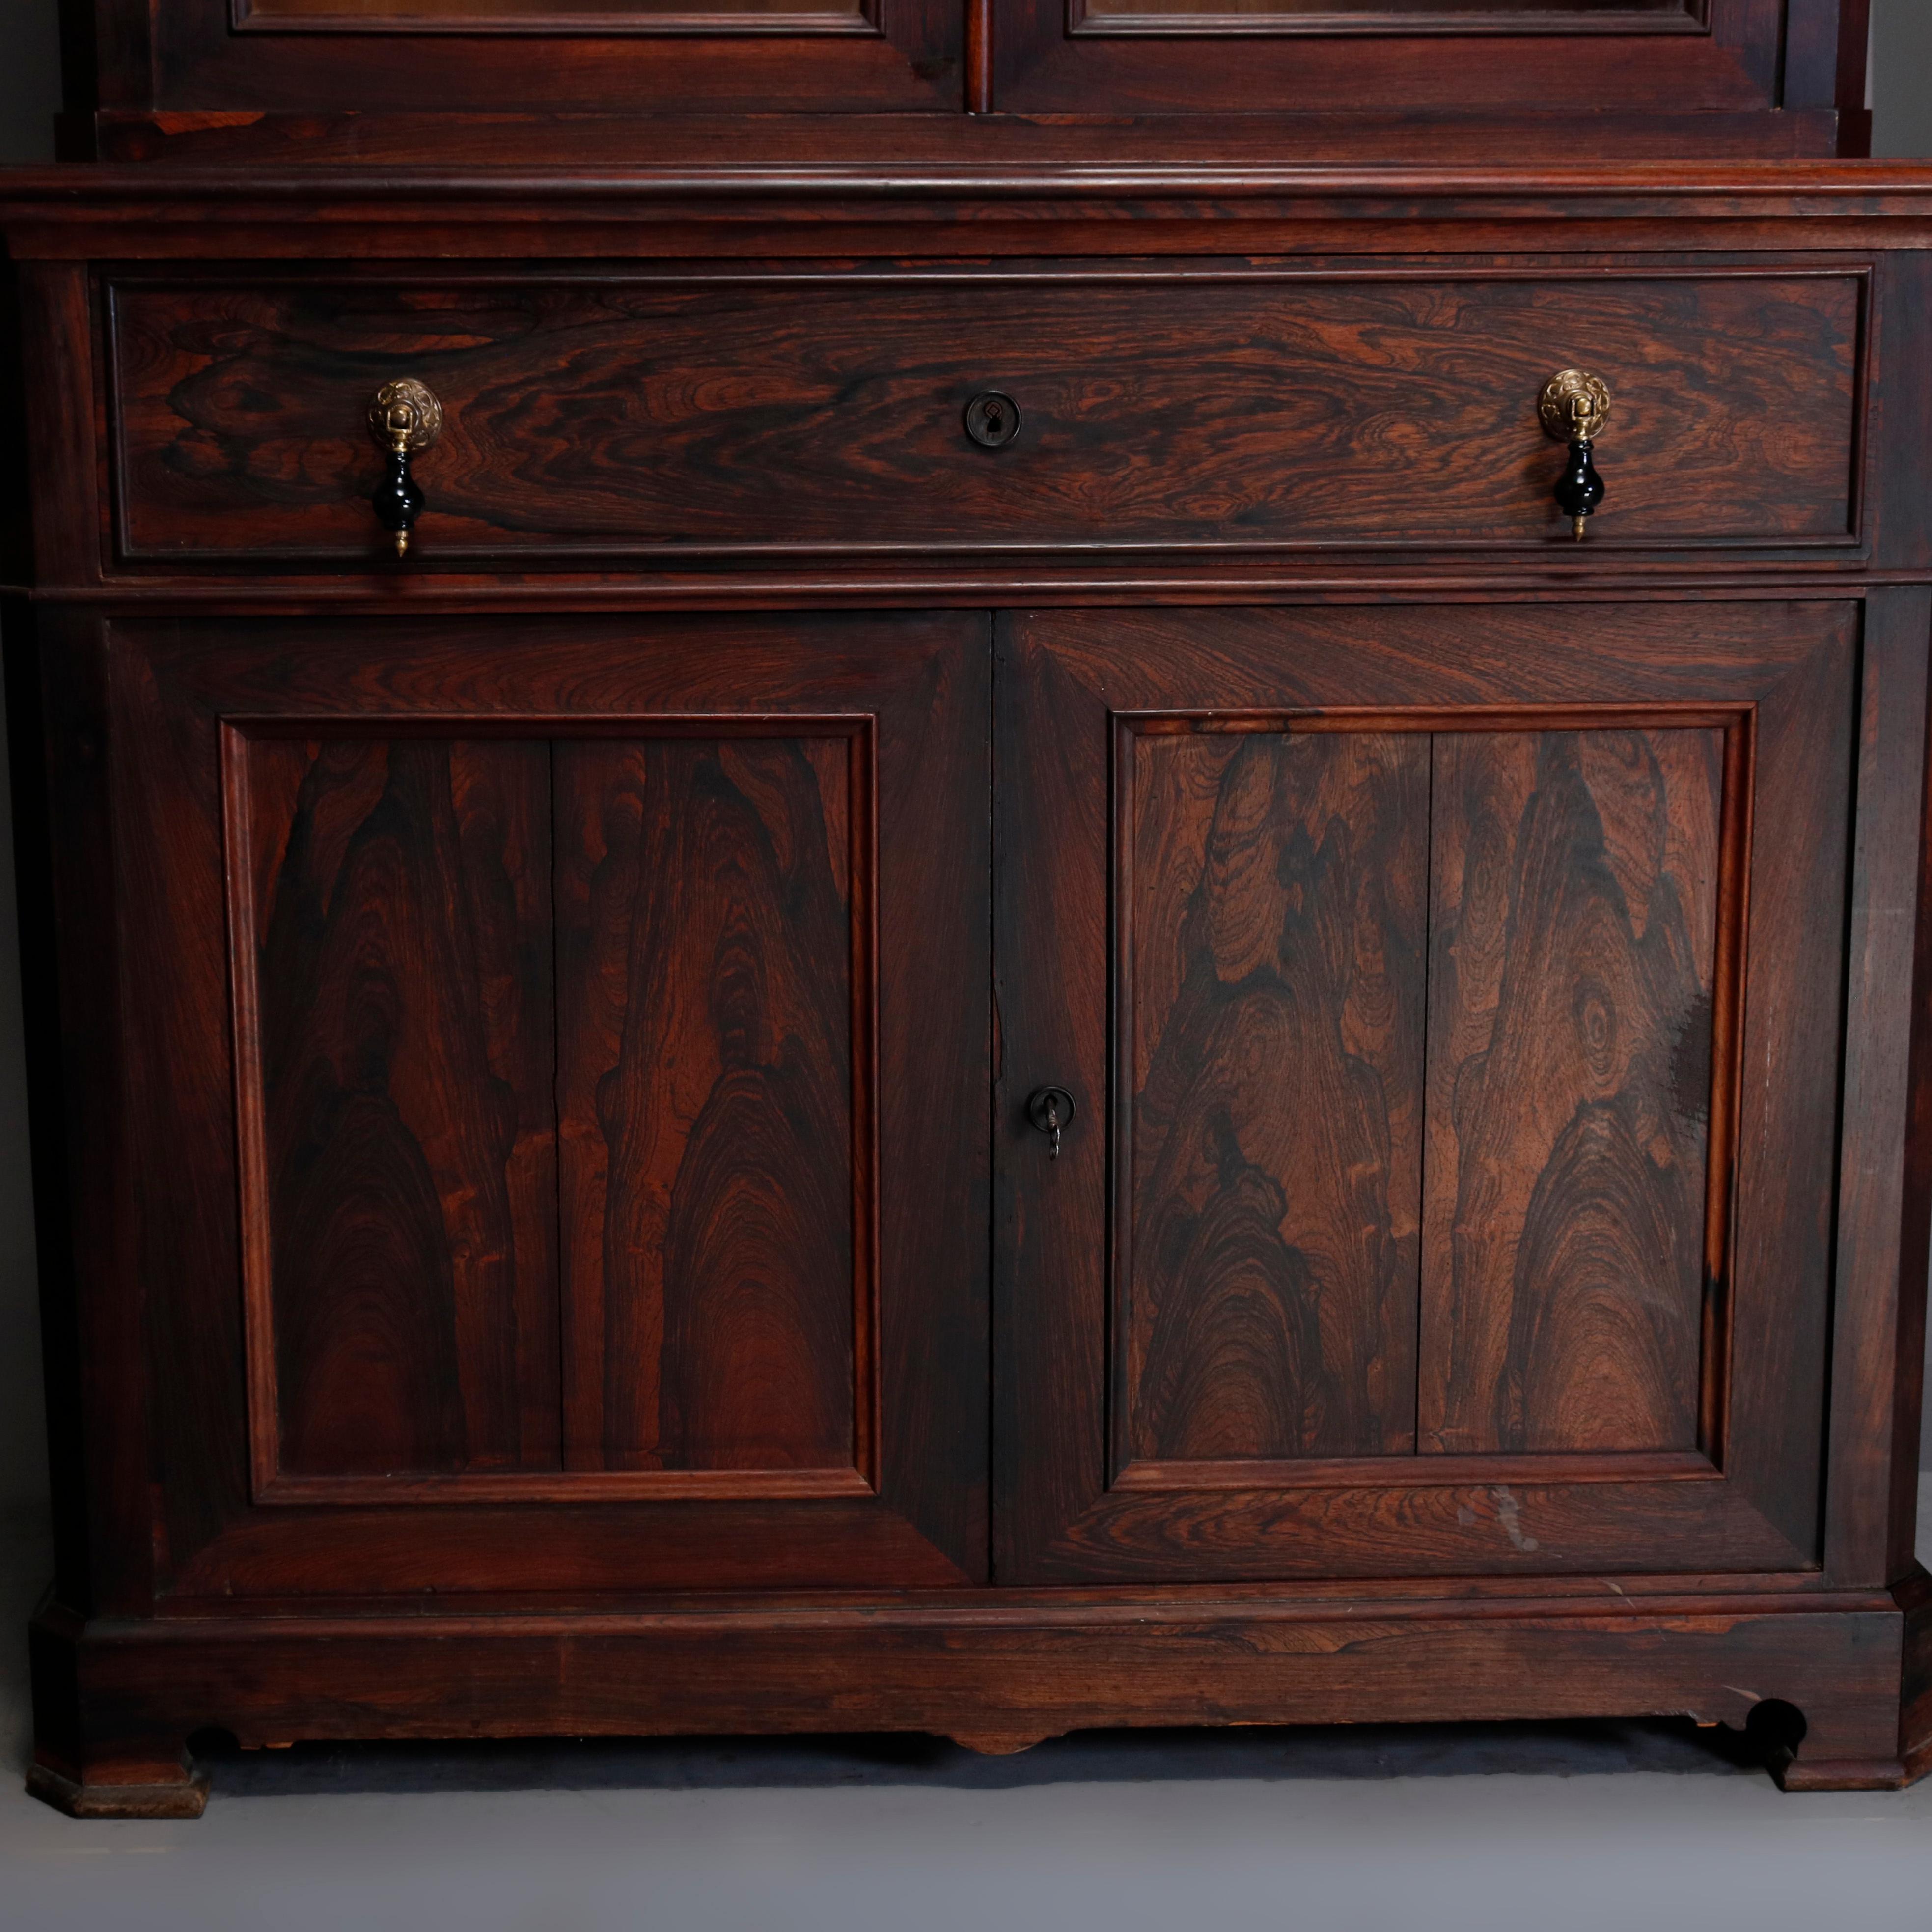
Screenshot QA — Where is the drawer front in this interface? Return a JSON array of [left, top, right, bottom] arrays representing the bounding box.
[[108, 270, 1864, 565]]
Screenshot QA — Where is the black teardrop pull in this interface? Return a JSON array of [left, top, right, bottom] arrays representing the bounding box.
[[1554, 435, 1605, 543], [1538, 370, 1612, 544], [365, 379, 444, 562], [370, 442, 425, 560]]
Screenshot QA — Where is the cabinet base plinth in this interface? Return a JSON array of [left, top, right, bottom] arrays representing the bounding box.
[[1773, 1756, 1912, 1792], [28, 1579, 1932, 1808], [25, 1760, 209, 1820]]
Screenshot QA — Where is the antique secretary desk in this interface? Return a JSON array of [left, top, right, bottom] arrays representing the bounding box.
[[5, 0, 1932, 1816]]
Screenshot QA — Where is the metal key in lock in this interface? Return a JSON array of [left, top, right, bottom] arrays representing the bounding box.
[[1027, 1086, 1077, 1159]]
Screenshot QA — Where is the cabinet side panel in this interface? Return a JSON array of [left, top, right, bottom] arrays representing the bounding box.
[[1823, 586, 1932, 1584], [238, 734, 561, 1480], [554, 734, 860, 1477], [1123, 727, 1426, 1464], [1418, 727, 1721, 1456]]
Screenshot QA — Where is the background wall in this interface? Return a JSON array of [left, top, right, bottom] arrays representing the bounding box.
[[0, 9, 1928, 1530]]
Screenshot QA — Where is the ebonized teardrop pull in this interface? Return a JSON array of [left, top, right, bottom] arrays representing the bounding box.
[[1539, 370, 1612, 542], [367, 379, 444, 560]]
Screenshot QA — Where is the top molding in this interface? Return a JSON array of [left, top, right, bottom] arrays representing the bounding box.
[[6, 159, 1932, 259]]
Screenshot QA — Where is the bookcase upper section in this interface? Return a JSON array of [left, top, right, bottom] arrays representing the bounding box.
[[60, 0, 1870, 164]]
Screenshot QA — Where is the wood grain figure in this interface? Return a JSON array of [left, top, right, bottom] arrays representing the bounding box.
[[241, 734, 560, 1480], [106, 273, 1861, 564], [10, 140, 1932, 1806], [1124, 728, 1426, 1465], [553, 733, 860, 1475], [1418, 728, 1723, 1456]]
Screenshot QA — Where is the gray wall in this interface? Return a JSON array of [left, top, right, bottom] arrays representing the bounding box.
[[1873, 0, 1932, 160], [0, 11, 1928, 1528]]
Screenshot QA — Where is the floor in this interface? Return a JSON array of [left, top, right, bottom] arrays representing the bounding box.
[[3, 1489, 1930, 1932]]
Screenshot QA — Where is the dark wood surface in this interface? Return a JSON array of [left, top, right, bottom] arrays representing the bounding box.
[[104, 271, 1863, 566], [52, 0, 1866, 160], [1123, 728, 1427, 1467], [88, 609, 988, 1585], [239, 734, 561, 1482], [1418, 726, 1722, 1458], [8, 165, 1931, 1805], [1823, 586, 1932, 1586], [17, 166, 1932, 279], [995, 0, 1792, 118], [553, 731, 863, 1480], [996, 601, 1853, 1584], [26, 1580, 1920, 1803]]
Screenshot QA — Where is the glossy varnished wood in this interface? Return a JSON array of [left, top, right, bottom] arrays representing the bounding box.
[[99, 610, 987, 1582], [996, 602, 1854, 1584], [553, 729, 867, 1482], [8, 166, 1930, 1806], [25, 1582, 1918, 1798], [994, 0, 1815, 124], [1121, 727, 1426, 1468], [103, 270, 1863, 567], [233, 733, 560, 1484], [55, 0, 1867, 161], [1418, 726, 1724, 1456], [1824, 586, 1932, 1584]]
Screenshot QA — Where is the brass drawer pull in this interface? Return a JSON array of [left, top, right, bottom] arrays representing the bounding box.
[[366, 378, 443, 560], [1540, 369, 1611, 542]]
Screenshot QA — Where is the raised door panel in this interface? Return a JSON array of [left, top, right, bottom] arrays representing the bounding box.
[[109, 611, 988, 1600], [553, 731, 867, 1483], [233, 734, 560, 1484], [996, 602, 1852, 1584], [1122, 728, 1427, 1470], [135, 0, 957, 119], [991, 0, 1797, 128], [1419, 728, 1726, 1456]]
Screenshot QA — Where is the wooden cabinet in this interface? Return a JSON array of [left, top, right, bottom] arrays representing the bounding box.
[[6, 168, 1932, 1816]]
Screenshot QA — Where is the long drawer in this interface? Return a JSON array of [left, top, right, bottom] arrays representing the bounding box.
[[105, 267, 1866, 565]]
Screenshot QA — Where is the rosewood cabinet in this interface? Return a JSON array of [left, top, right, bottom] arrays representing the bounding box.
[[5, 167, 1932, 1815]]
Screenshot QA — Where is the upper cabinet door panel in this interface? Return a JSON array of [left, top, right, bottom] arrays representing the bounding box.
[[120, 610, 990, 1600], [106, 269, 1864, 569], [996, 601, 1854, 1585], [88, 0, 1853, 153], [993, 0, 1790, 121], [139, 0, 957, 117]]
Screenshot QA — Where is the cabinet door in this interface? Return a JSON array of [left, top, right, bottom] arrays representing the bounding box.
[[103, 611, 988, 1600], [989, 0, 1797, 132], [995, 603, 1853, 1583], [125, 0, 960, 132]]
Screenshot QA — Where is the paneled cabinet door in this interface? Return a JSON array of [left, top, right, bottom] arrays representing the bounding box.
[[989, 0, 1792, 125], [104, 611, 989, 1601], [994, 603, 1855, 1584]]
